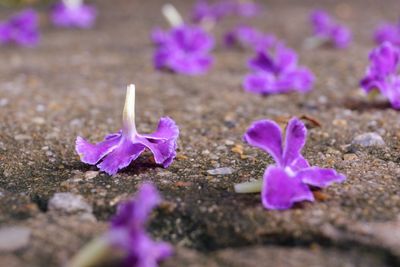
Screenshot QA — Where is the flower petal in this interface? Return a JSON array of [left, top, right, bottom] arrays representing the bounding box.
[[282, 117, 307, 167], [97, 138, 145, 175], [262, 166, 314, 210], [243, 73, 278, 94], [297, 167, 346, 188], [75, 133, 122, 165], [243, 119, 283, 165], [137, 117, 179, 167]]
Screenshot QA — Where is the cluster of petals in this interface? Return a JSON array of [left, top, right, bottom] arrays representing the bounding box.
[[51, 0, 97, 28], [374, 20, 400, 46], [243, 43, 315, 95], [191, 0, 260, 24], [152, 24, 214, 75], [224, 25, 276, 51], [309, 9, 352, 48], [360, 41, 400, 109], [108, 183, 173, 267], [242, 117, 346, 210], [76, 85, 179, 175], [0, 9, 39, 47]]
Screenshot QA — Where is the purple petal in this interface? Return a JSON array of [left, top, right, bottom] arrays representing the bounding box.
[[374, 23, 400, 46], [384, 77, 400, 109], [297, 167, 346, 188], [112, 183, 161, 229], [274, 44, 298, 73], [137, 117, 179, 167], [276, 68, 315, 93], [97, 137, 146, 175], [243, 72, 280, 94], [331, 25, 352, 48], [243, 119, 283, 165], [262, 166, 314, 210], [248, 51, 275, 72], [282, 117, 307, 167], [75, 133, 122, 165], [310, 9, 332, 35]]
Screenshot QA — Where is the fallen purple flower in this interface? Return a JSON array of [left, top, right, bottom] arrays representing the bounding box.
[[51, 0, 97, 28], [0, 9, 39, 47], [76, 84, 179, 175], [235, 118, 345, 210], [67, 183, 172, 267], [243, 43, 315, 94], [108, 183, 173, 267], [309, 9, 352, 49], [224, 25, 276, 51], [191, 0, 260, 24], [151, 24, 214, 75], [360, 41, 400, 109], [374, 21, 400, 46]]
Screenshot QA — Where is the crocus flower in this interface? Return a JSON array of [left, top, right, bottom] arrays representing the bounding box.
[[235, 118, 346, 210], [309, 9, 352, 49], [67, 183, 173, 267], [374, 21, 400, 46], [0, 9, 39, 47], [360, 41, 400, 109], [51, 0, 97, 28], [243, 43, 315, 95], [108, 183, 173, 267], [191, 0, 259, 24], [152, 25, 214, 75], [224, 25, 276, 51], [76, 84, 179, 175]]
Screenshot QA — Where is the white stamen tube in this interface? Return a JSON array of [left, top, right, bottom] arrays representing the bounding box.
[[122, 84, 137, 137], [162, 3, 183, 27], [234, 180, 263, 193]]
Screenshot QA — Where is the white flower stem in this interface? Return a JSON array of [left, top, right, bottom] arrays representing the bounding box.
[[162, 3, 184, 27], [66, 237, 111, 267], [234, 180, 263, 193], [63, 0, 83, 9], [122, 84, 137, 137]]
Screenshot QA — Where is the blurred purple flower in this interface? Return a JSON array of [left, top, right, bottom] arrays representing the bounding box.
[[151, 25, 214, 75], [310, 9, 352, 49], [51, 0, 96, 28], [374, 21, 400, 46], [108, 183, 173, 267], [224, 25, 276, 51], [76, 85, 179, 175], [0, 9, 39, 47], [360, 41, 400, 109], [243, 43, 315, 95], [191, 0, 260, 24], [243, 118, 346, 210]]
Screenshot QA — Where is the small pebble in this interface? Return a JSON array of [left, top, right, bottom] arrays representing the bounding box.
[[352, 132, 385, 147], [0, 226, 31, 252], [207, 167, 234, 175], [48, 193, 92, 214]]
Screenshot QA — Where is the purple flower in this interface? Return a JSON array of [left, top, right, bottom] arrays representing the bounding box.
[[374, 21, 400, 46], [51, 0, 97, 28], [240, 118, 345, 210], [76, 84, 179, 175], [243, 43, 315, 95], [107, 183, 173, 267], [360, 41, 400, 109], [152, 25, 214, 75], [191, 0, 260, 24], [0, 9, 39, 47], [309, 9, 352, 49], [224, 25, 276, 51]]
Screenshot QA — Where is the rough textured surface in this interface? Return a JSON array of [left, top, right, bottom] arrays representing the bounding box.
[[0, 0, 400, 266]]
